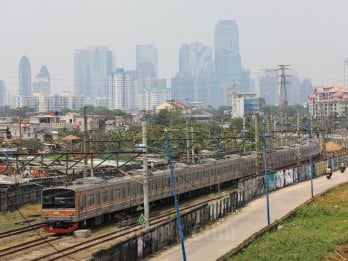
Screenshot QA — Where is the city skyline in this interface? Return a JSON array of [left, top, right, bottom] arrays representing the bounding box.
[[1, 0, 348, 97]]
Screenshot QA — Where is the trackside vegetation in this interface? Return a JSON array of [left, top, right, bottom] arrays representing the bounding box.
[[230, 182, 348, 261], [0, 203, 41, 231]]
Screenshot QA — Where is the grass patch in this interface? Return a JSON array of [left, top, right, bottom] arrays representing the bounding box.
[[230, 183, 348, 261], [0, 203, 41, 231]]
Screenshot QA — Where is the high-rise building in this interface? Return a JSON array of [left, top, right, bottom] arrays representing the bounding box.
[[177, 42, 214, 77], [136, 44, 157, 80], [137, 79, 171, 111], [286, 71, 302, 105], [256, 69, 278, 105], [74, 46, 114, 98], [214, 20, 241, 83], [108, 69, 135, 110], [33, 66, 50, 96], [301, 79, 313, 103], [172, 42, 215, 106], [19, 56, 32, 97], [344, 57, 348, 87], [0, 80, 6, 105]]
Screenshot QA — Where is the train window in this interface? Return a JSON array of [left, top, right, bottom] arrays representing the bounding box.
[[81, 194, 86, 208], [102, 191, 108, 203], [109, 189, 113, 201], [96, 193, 100, 205], [88, 194, 95, 206], [42, 189, 75, 209], [114, 188, 121, 200]]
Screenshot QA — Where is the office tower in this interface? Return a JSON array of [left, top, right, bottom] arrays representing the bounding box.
[[240, 69, 252, 92], [74, 46, 114, 98], [136, 44, 157, 80], [108, 69, 135, 110], [0, 80, 6, 105], [172, 42, 215, 106], [256, 69, 278, 105], [19, 56, 32, 97], [33, 66, 50, 96], [286, 71, 302, 104], [214, 20, 241, 83], [301, 79, 313, 103], [177, 42, 214, 77], [344, 58, 348, 87]]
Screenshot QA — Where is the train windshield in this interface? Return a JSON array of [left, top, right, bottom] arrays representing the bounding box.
[[42, 189, 75, 209]]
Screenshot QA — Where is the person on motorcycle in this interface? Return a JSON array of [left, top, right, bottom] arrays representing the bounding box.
[[340, 162, 346, 168], [325, 167, 332, 174]]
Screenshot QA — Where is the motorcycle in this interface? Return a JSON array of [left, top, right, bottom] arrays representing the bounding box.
[[340, 163, 346, 173], [325, 168, 332, 179]]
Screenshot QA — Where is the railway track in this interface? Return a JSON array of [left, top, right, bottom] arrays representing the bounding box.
[[0, 223, 43, 239], [3, 198, 214, 260], [0, 235, 60, 258]]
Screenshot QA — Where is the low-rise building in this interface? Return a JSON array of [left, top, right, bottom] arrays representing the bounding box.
[[307, 85, 348, 118]]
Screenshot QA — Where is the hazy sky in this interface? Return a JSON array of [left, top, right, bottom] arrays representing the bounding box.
[[1, 0, 348, 95]]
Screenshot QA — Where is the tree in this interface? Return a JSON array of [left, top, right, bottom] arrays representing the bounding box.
[[22, 139, 44, 153]]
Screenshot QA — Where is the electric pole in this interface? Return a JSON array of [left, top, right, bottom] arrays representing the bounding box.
[[83, 106, 88, 178], [142, 110, 150, 231]]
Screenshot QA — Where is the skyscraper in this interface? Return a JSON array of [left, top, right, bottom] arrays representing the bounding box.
[[19, 56, 32, 97], [256, 69, 278, 105], [136, 44, 157, 80], [108, 69, 135, 110], [74, 46, 114, 98], [344, 57, 348, 87], [214, 20, 241, 83], [172, 42, 215, 106], [0, 80, 6, 105], [33, 66, 50, 96], [177, 42, 214, 77]]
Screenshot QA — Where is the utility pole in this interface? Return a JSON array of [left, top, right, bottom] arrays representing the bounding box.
[[142, 110, 150, 231], [262, 120, 271, 225], [307, 118, 314, 198], [255, 113, 261, 175], [186, 112, 191, 164], [165, 130, 187, 261], [17, 107, 22, 154], [83, 106, 88, 178]]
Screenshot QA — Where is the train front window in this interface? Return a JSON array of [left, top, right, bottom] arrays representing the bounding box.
[[42, 189, 75, 209]]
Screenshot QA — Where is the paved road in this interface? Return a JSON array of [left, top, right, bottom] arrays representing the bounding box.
[[150, 170, 348, 261]]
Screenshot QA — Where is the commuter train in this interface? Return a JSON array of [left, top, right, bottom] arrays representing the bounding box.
[[41, 143, 320, 233]]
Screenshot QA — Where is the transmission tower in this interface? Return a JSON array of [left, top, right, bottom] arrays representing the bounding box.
[[278, 65, 290, 130]]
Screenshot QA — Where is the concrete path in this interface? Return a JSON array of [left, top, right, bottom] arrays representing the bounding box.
[[150, 171, 348, 261]]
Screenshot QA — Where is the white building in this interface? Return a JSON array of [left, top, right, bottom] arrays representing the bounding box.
[[108, 69, 134, 110], [232, 92, 259, 118]]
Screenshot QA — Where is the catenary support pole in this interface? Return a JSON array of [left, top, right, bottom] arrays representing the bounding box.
[[262, 120, 271, 225], [308, 118, 314, 198], [165, 130, 187, 261], [142, 111, 150, 231]]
